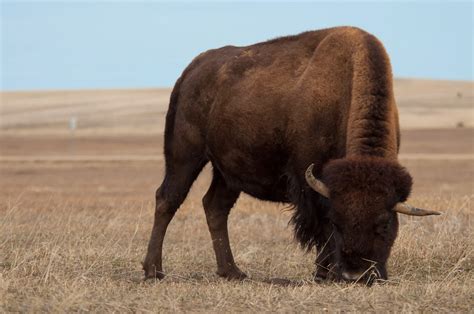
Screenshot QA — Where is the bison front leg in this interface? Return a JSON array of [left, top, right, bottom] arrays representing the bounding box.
[[202, 171, 246, 280], [314, 243, 335, 281], [314, 224, 339, 281]]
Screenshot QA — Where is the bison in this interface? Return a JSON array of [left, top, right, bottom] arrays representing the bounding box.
[[143, 26, 440, 284]]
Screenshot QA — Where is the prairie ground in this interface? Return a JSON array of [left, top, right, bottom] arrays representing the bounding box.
[[0, 79, 473, 312]]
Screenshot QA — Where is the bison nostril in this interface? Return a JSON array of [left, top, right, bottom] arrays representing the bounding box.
[[341, 271, 364, 281], [342, 269, 381, 284]]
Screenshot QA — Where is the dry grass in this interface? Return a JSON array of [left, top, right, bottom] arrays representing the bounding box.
[[0, 162, 472, 312], [1, 80, 473, 312]]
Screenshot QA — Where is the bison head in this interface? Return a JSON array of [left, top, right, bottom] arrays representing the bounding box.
[[305, 157, 440, 285]]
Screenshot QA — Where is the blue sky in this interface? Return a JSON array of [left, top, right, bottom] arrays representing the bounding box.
[[1, 1, 472, 91]]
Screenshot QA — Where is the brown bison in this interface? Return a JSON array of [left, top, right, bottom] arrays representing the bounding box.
[[143, 26, 440, 284]]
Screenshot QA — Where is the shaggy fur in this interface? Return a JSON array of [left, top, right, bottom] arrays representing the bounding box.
[[323, 157, 412, 269], [291, 157, 412, 250], [289, 175, 331, 251], [144, 26, 410, 282], [323, 157, 412, 203]]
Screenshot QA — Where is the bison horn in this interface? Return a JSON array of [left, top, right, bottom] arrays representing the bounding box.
[[305, 164, 330, 198], [393, 203, 441, 216]]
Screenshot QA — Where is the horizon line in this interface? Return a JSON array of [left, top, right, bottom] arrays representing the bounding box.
[[1, 76, 473, 94]]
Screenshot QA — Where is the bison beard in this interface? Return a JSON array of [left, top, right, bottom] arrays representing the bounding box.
[[143, 26, 440, 284], [289, 176, 331, 252]]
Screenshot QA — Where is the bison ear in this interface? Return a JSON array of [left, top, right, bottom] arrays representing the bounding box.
[[389, 164, 442, 216], [392, 166, 413, 202], [305, 164, 330, 198]]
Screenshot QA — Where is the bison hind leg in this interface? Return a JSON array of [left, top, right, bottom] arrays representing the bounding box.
[[143, 155, 207, 280]]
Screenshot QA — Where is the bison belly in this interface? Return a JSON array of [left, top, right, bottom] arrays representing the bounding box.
[[205, 120, 291, 202]]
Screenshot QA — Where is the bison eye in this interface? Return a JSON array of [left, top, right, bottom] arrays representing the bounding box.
[[375, 216, 392, 235], [375, 223, 388, 236], [375, 215, 393, 237]]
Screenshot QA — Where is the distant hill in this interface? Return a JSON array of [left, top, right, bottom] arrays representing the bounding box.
[[1, 79, 472, 135]]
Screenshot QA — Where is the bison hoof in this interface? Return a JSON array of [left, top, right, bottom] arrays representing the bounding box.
[[217, 267, 247, 280], [144, 271, 165, 281], [313, 269, 329, 282], [143, 264, 165, 281]]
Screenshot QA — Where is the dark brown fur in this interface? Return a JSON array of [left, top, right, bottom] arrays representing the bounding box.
[[143, 26, 411, 283]]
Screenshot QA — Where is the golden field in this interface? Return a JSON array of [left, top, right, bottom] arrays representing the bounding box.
[[0, 79, 473, 312]]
